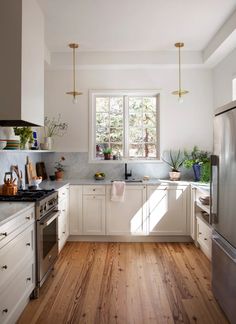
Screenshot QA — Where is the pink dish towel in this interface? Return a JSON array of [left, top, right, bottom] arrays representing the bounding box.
[[111, 181, 126, 202]]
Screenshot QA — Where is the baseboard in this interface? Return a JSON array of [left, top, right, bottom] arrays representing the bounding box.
[[68, 235, 193, 243]]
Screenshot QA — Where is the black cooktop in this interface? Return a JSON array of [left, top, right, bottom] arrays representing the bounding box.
[[0, 189, 55, 202]]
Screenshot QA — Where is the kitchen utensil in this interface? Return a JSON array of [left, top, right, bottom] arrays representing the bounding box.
[[2, 172, 18, 195]]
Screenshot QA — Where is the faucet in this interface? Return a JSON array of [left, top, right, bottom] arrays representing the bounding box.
[[125, 163, 132, 180]]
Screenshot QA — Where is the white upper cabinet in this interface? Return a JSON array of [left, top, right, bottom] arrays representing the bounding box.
[[0, 0, 44, 126], [147, 185, 189, 236]]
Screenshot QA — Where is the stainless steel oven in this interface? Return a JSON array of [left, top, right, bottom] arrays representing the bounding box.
[[37, 208, 60, 285]]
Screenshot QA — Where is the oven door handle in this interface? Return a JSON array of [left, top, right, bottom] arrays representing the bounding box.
[[40, 210, 60, 226]]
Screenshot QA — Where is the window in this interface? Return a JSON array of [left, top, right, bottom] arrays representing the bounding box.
[[89, 90, 160, 161]]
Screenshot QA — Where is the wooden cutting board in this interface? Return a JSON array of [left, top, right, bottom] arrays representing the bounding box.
[[36, 162, 48, 180]]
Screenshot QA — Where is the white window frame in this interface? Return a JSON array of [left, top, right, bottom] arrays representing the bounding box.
[[89, 89, 161, 163]]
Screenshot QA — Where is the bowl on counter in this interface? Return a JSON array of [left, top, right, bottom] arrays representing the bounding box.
[[31, 177, 42, 188]]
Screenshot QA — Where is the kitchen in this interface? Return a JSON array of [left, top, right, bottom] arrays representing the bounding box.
[[0, 0, 236, 323]]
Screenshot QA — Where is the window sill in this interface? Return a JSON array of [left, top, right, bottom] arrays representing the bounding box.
[[89, 159, 163, 164]]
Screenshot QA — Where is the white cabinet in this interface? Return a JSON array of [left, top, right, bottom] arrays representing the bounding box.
[[147, 185, 188, 235], [82, 195, 106, 235], [69, 185, 106, 236], [106, 185, 147, 235], [197, 216, 212, 259], [0, 205, 35, 324], [69, 185, 83, 235], [57, 185, 69, 252]]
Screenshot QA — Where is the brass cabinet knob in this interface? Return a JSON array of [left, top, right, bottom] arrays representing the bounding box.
[[2, 265, 8, 270], [0, 232, 7, 236], [26, 242, 31, 246], [2, 309, 8, 313]]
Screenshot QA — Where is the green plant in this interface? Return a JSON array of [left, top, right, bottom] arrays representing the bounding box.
[[103, 147, 112, 154], [44, 114, 68, 137], [184, 146, 210, 168], [55, 156, 66, 172], [184, 146, 211, 182], [161, 150, 185, 172], [13, 127, 34, 149]]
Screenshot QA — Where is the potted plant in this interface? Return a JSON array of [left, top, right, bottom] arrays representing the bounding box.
[[43, 114, 68, 150], [13, 127, 34, 150], [103, 147, 112, 160], [162, 150, 184, 180], [184, 146, 210, 182], [55, 156, 66, 180]]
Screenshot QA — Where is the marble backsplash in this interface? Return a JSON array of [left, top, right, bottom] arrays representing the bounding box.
[[0, 152, 43, 186], [0, 151, 193, 185], [42, 152, 193, 181]]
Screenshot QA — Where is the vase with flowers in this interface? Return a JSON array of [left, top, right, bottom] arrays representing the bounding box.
[[43, 114, 68, 150], [55, 156, 66, 180]]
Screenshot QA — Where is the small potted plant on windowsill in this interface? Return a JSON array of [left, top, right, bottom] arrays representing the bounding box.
[[55, 156, 66, 180], [162, 150, 185, 181], [103, 148, 112, 160]]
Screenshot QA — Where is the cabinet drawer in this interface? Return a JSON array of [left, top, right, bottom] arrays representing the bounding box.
[[0, 207, 34, 249], [58, 185, 69, 202], [197, 217, 212, 259], [0, 223, 34, 290], [0, 260, 35, 324], [83, 185, 105, 195]]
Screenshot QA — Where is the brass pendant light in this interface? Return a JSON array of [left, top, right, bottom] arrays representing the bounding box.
[[172, 42, 189, 103], [66, 43, 82, 104]]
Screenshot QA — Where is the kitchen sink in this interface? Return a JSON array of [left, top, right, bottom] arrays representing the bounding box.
[[111, 179, 143, 183]]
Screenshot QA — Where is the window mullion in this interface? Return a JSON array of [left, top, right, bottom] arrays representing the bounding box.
[[124, 95, 129, 159]]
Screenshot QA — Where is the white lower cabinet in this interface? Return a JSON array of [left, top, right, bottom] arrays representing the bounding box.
[[58, 185, 69, 252], [106, 185, 147, 235], [0, 205, 35, 324], [69, 184, 190, 239], [82, 195, 105, 235], [197, 216, 212, 259], [69, 185, 83, 235], [147, 185, 188, 235]]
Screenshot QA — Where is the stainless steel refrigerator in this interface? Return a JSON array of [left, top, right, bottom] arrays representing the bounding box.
[[211, 100, 236, 324]]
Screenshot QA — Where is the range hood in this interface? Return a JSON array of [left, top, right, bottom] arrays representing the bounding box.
[[0, 0, 44, 127]]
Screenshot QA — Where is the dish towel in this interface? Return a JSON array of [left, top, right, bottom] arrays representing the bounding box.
[[111, 181, 126, 202]]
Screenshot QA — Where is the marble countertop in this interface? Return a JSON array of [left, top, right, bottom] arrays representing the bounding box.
[[0, 202, 34, 226], [38, 178, 210, 189]]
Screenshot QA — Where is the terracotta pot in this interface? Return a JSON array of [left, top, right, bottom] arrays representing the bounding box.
[[169, 171, 181, 181], [104, 153, 111, 160], [55, 170, 64, 180]]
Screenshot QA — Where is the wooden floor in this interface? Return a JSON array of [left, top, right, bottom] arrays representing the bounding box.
[[18, 242, 228, 324]]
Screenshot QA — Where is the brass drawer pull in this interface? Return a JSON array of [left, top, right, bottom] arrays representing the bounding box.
[[26, 242, 31, 246], [2, 309, 8, 313], [0, 232, 7, 237], [26, 216, 31, 220], [26, 277, 31, 281], [2, 265, 8, 270]]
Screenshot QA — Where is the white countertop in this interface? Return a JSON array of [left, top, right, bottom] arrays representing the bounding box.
[[38, 178, 210, 189], [0, 202, 34, 226]]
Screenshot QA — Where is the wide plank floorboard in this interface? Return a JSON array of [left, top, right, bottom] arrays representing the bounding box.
[[18, 242, 228, 324]]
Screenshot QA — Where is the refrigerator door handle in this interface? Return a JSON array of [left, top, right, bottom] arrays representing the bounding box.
[[212, 234, 236, 264], [210, 155, 219, 224]]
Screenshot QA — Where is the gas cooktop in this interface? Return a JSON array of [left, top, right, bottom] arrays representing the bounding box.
[[0, 189, 55, 202]]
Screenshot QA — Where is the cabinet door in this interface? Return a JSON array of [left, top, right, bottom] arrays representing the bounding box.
[[82, 195, 105, 235], [106, 185, 147, 235], [190, 187, 197, 241], [147, 186, 188, 235], [69, 186, 83, 235]]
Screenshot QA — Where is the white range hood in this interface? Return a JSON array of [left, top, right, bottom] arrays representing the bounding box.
[[0, 0, 44, 126]]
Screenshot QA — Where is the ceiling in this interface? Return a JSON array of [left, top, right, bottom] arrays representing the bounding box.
[[37, 0, 236, 53]]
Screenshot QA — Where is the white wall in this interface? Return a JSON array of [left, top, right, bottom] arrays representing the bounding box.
[[213, 47, 236, 109], [44, 67, 213, 153]]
